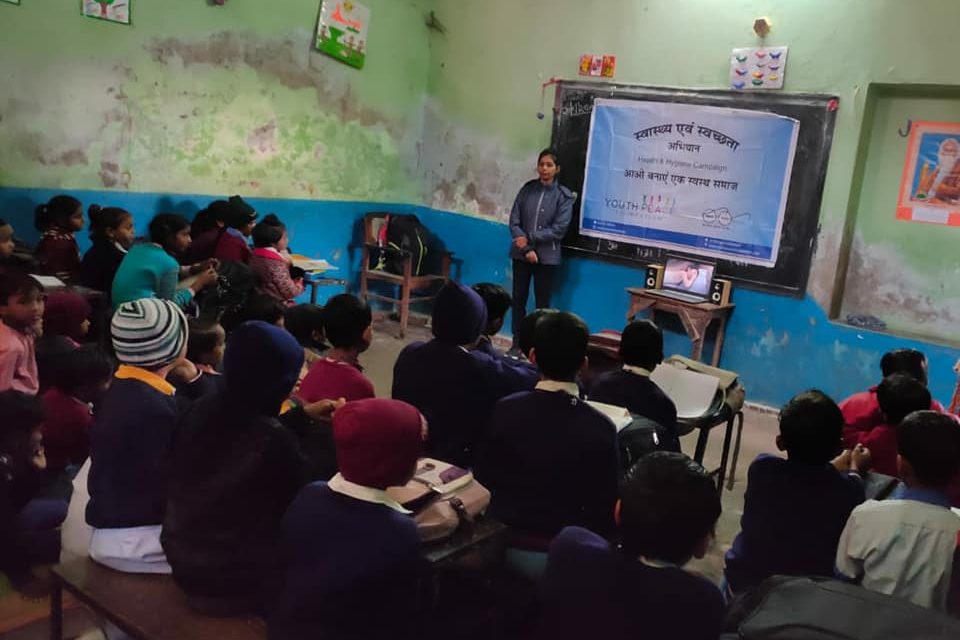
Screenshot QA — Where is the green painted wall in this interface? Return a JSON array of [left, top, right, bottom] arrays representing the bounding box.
[[421, 0, 960, 321], [0, 0, 431, 201]]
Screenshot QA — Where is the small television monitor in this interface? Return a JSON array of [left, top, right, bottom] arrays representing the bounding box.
[[662, 257, 716, 296]]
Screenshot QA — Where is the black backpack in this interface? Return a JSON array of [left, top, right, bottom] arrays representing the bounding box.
[[617, 416, 681, 471], [373, 214, 431, 276], [722, 576, 960, 639], [194, 260, 256, 323]]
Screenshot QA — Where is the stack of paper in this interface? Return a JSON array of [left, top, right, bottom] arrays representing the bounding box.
[[650, 364, 720, 419], [29, 275, 66, 288], [290, 255, 335, 272]]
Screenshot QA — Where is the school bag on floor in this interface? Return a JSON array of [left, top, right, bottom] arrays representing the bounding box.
[[386, 458, 491, 542], [721, 575, 960, 639], [372, 214, 431, 276]]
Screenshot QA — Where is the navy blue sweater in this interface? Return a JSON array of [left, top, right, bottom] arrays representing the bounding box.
[[537, 527, 725, 640], [86, 376, 180, 529], [477, 389, 620, 538], [269, 483, 427, 640], [392, 339, 537, 467], [724, 454, 865, 592], [589, 369, 678, 432]]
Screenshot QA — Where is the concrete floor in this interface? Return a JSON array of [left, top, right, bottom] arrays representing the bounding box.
[[362, 316, 783, 584]]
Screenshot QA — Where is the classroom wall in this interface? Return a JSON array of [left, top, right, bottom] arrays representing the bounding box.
[[418, 0, 960, 407], [4, 1, 960, 408], [0, 0, 430, 202]]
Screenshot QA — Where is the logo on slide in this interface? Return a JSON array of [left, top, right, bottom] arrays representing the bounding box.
[[701, 208, 751, 229]]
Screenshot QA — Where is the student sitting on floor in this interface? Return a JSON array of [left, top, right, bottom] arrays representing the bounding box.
[[478, 311, 620, 575], [284, 303, 327, 373], [41, 345, 114, 475], [724, 390, 868, 594], [85, 298, 190, 574], [836, 410, 960, 611], [537, 452, 724, 640], [472, 282, 512, 357], [392, 281, 537, 467], [185, 200, 229, 264], [505, 307, 556, 371], [0, 391, 69, 593], [841, 348, 946, 445], [213, 196, 257, 264], [298, 294, 375, 403], [163, 321, 342, 614], [270, 398, 429, 640], [222, 292, 287, 333], [854, 374, 932, 477], [250, 215, 304, 305], [0, 272, 44, 395], [111, 213, 218, 309], [80, 205, 136, 296], [169, 318, 227, 399], [588, 319, 677, 432], [33, 195, 84, 283]]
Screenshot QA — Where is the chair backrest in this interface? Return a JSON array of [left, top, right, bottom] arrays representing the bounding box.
[[363, 213, 390, 245]]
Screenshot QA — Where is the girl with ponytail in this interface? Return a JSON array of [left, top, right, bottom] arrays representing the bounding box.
[[79, 204, 135, 295], [33, 195, 84, 282]]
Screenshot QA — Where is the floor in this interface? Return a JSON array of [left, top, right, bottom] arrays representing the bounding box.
[[362, 316, 782, 583]]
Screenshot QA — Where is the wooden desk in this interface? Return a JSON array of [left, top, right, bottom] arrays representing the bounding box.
[[303, 273, 347, 304], [50, 560, 265, 640], [626, 288, 734, 367]]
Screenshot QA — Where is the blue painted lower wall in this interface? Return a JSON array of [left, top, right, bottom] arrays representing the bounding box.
[[3, 186, 958, 409]]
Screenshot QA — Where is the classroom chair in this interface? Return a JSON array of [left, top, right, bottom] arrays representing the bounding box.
[[358, 212, 453, 338]]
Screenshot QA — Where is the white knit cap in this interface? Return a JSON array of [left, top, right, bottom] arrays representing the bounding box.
[[111, 298, 188, 369]]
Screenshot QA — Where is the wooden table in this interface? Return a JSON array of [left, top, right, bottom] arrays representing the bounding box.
[[626, 288, 735, 367], [50, 560, 266, 640], [303, 273, 347, 304]]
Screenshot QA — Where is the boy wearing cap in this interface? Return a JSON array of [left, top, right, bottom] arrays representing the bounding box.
[[214, 195, 257, 264], [86, 298, 190, 574], [270, 398, 429, 640], [392, 281, 538, 467]]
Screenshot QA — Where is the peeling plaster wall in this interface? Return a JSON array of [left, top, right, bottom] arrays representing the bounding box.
[[0, 0, 430, 201], [420, 0, 960, 406]]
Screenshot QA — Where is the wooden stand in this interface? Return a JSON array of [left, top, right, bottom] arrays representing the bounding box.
[[626, 288, 735, 367]]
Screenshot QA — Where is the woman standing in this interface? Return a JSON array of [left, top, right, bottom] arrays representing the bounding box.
[[509, 149, 574, 342]]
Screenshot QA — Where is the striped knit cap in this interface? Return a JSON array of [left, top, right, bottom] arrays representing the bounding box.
[[111, 298, 188, 369]]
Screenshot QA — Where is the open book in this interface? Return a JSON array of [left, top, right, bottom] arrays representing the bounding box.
[[650, 363, 721, 419], [290, 255, 335, 272]]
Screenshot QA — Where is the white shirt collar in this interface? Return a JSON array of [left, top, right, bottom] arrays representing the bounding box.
[[536, 380, 581, 396], [623, 364, 652, 377], [327, 473, 412, 514]]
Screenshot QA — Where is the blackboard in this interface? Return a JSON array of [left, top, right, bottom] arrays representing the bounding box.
[[552, 81, 838, 296]]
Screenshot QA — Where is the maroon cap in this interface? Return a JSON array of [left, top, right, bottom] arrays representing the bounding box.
[[333, 398, 423, 489]]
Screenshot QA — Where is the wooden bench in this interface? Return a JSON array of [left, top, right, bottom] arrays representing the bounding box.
[[49, 520, 507, 640], [50, 560, 265, 640]]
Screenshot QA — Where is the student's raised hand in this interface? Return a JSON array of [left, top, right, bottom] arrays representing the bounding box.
[[303, 397, 346, 421], [831, 449, 852, 473], [851, 444, 872, 474]]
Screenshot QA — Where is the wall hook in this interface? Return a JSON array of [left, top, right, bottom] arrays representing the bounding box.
[[898, 119, 912, 137]]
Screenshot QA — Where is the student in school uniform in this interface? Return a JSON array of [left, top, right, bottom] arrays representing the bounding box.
[[537, 452, 724, 640], [472, 282, 512, 358], [111, 214, 218, 309], [392, 281, 538, 467], [213, 196, 257, 264], [170, 318, 227, 399], [505, 307, 556, 371], [185, 200, 229, 264], [284, 303, 327, 375], [33, 195, 84, 283], [34, 291, 91, 393], [588, 319, 677, 432], [724, 390, 867, 594], [298, 294, 375, 403], [270, 398, 429, 640], [162, 321, 341, 614], [249, 215, 304, 305], [836, 411, 960, 611], [477, 312, 620, 576], [853, 374, 932, 477], [0, 272, 44, 395], [85, 298, 190, 574], [0, 391, 69, 593], [79, 205, 136, 297], [41, 345, 114, 476], [840, 348, 946, 445]]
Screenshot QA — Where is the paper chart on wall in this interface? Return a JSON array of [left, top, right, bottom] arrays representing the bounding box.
[[82, 0, 131, 25], [316, 0, 370, 70], [896, 121, 960, 226], [730, 47, 787, 90]]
